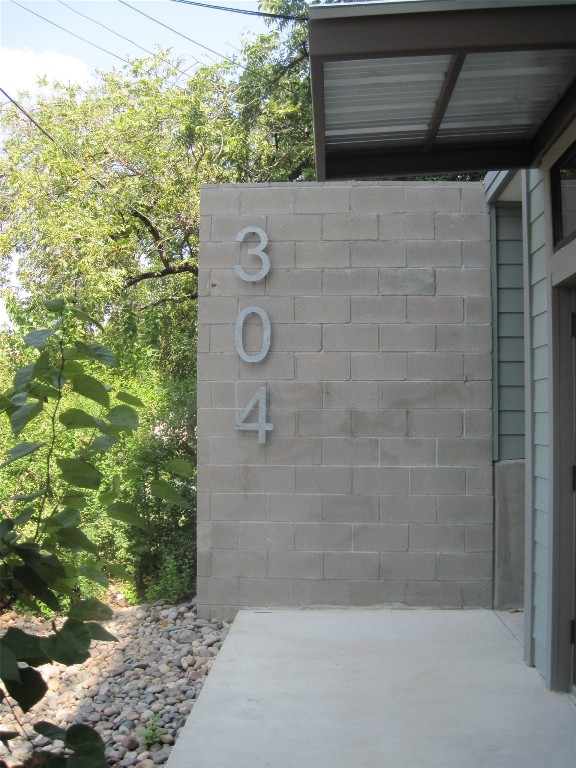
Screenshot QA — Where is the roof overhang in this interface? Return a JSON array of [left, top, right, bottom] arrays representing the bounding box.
[[308, 1, 576, 179]]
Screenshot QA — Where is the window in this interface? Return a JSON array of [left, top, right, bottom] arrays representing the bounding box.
[[551, 140, 576, 249]]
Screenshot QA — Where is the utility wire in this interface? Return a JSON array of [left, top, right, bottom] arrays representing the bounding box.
[[9, 0, 131, 66], [167, 0, 307, 22], [57, 0, 200, 77]]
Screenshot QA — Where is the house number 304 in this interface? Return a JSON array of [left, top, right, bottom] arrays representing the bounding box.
[[234, 226, 273, 444]]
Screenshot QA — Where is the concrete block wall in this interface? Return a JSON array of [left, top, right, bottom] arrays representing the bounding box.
[[196, 181, 493, 620]]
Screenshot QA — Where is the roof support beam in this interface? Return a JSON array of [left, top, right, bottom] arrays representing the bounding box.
[[423, 53, 465, 154]]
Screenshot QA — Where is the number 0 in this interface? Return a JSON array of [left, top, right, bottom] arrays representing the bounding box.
[[235, 306, 271, 363]]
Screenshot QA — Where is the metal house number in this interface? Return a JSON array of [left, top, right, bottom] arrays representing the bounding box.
[[234, 226, 273, 444]]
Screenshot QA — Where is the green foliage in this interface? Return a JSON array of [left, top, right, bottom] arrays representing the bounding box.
[[141, 714, 167, 749]]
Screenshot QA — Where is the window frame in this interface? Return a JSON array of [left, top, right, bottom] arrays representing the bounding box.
[[551, 139, 576, 251]]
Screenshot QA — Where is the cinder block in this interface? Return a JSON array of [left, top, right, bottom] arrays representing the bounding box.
[[462, 240, 491, 267], [322, 268, 379, 295], [199, 215, 211, 242], [437, 495, 493, 524], [350, 185, 405, 213], [437, 552, 493, 580], [379, 437, 436, 466], [407, 240, 461, 267], [323, 494, 379, 523], [324, 552, 379, 580], [436, 381, 492, 409], [211, 382, 235, 408], [464, 410, 493, 438], [406, 581, 462, 607], [407, 410, 462, 437], [323, 324, 379, 352], [405, 185, 461, 213], [462, 581, 493, 608], [197, 436, 210, 466], [380, 552, 436, 580], [265, 381, 322, 408], [379, 213, 434, 240], [209, 325, 234, 354], [351, 241, 406, 268], [197, 352, 239, 381], [238, 577, 294, 606], [351, 352, 407, 381], [349, 581, 406, 605], [197, 325, 210, 354], [436, 325, 492, 353], [295, 296, 351, 323], [210, 493, 264, 522], [265, 437, 322, 466], [352, 467, 409, 495], [267, 494, 323, 522], [294, 580, 351, 606], [196, 576, 239, 606], [198, 521, 239, 549], [266, 268, 322, 296], [296, 353, 351, 382], [408, 296, 464, 323], [353, 523, 408, 552], [407, 353, 463, 381], [322, 437, 379, 466], [380, 324, 436, 352], [200, 242, 243, 270], [460, 186, 489, 213], [323, 213, 379, 240], [409, 524, 464, 552], [437, 438, 493, 467], [380, 495, 437, 523], [436, 268, 491, 296], [239, 296, 295, 323], [379, 268, 435, 295], [465, 524, 493, 552], [212, 549, 267, 578], [211, 215, 267, 242], [196, 408, 236, 437], [434, 213, 489, 241], [351, 296, 406, 324], [198, 297, 239, 324], [209, 435, 265, 466], [297, 409, 351, 437], [295, 241, 350, 268], [268, 551, 323, 579], [465, 297, 492, 323], [239, 353, 295, 381], [295, 523, 352, 551], [267, 214, 322, 241], [410, 467, 466, 495], [239, 522, 295, 551], [201, 187, 241, 215], [464, 354, 493, 381], [208, 269, 266, 298], [380, 382, 435, 409], [240, 186, 294, 214], [295, 185, 350, 214], [296, 466, 352, 494], [272, 324, 322, 352], [323, 382, 380, 410], [201, 465, 295, 494], [196, 549, 212, 578], [352, 409, 407, 437], [466, 467, 493, 495]]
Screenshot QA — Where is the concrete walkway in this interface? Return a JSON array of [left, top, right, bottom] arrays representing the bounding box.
[[166, 609, 576, 768]]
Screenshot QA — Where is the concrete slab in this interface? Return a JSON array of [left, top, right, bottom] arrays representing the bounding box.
[[166, 609, 576, 768]]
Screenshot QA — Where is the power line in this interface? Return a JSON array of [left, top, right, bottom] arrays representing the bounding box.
[[9, 0, 131, 66], [167, 0, 307, 22], [57, 0, 200, 77]]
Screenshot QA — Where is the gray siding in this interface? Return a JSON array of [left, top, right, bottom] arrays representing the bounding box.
[[492, 204, 525, 459], [526, 169, 550, 677]]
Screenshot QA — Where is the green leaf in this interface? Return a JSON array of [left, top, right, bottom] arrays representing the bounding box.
[[70, 308, 104, 332], [70, 373, 110, 409], [62, 359, 85, 376], [4, 666, 47, 712], [0, 731, 19, 747], [91, 434, 118, 453], [57, 458, 102, 490], [12, 565, 60, 611], [9, 392, 27, 406], [85, 622, 117, 642], [40, 621, 91, 666], [13, 363, 35, 389], [34, 721, 68, 741], [79, 563, 109, 587], [51, 508, 81, 527], [9, 400, 43, 438], [115, 391, 144, 407], [150, 479, 192, 509], [24, 328, 55, 350], [44, 756, 67, 768], [33, 350, 52, 378], [167, 458, 195, 477], [59, 408, 104, 431], [0, 628, 51, 666], [10, 488, 46, 503], [0, 644, 20, 683], [66, 723, 105, 752], [123, 466, 142, 481], [55, 526, 98, 555], [44, 298, 66, 313], [106, 404, 139, 432], [61, 492, 87, 510], [0, 518, 14, 538], [74, 341, 116, 367], [107, 562, 130, 579], [13, 506, 35, 526], [106, 502, 147, 530], [68, 598, 113, 622], [0, 441, 45, 468]]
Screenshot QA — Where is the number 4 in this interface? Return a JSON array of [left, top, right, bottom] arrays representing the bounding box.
[[235, 386, 273, 444]]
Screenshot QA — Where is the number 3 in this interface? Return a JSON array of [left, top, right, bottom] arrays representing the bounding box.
[[235, 226, 270, 282]]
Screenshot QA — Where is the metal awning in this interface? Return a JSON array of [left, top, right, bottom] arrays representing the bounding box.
[[308, 1, 576, 179]]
